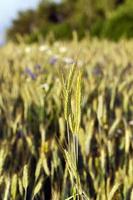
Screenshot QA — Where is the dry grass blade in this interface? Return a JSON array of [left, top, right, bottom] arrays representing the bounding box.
[[64, 63, 76, 121], [97, 94, 104, 126], [64, 89, 71, 121], [74, 71, 82, 134], [22, 164, 29, 191], [0, 149, 7, 175], [4, 176, 10, 200], [18, 178, 24, 196], [66, 63, 76, 92], [108, 182, 121, 200], [11, 173, 17, 200], [32, 177, 43, 199], [35, 158, 42, 182]]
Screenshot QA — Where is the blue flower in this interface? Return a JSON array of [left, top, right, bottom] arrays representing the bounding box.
[[24, 67, 36, 80], [49, 56, 58, 65], [34, 64, 41, 71], [92, 64, 103, 77]]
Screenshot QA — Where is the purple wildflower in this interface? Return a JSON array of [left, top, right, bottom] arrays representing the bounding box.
[[34, 64, 41, 71], [24, 67, 36, 80], [49, 56, 58, 65], [92, 64, 103, 77]]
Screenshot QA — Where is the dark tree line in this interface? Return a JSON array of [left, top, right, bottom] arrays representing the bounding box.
[[6, 0, 133, 42]]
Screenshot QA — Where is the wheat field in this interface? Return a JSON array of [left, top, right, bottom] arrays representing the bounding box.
[[0, 38, 133, 200]]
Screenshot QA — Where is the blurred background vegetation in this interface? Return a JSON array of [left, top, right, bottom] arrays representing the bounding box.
[[6, 0, 133, 43]]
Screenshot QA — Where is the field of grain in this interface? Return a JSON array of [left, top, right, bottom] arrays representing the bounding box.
[[0, 39, 133, 200]]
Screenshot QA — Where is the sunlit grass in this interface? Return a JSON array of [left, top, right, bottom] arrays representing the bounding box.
[[0, 38, 133, 199]]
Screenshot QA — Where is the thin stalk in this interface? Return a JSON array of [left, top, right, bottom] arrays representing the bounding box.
[[24, 188, 27, 200], [67, 121, 70, 151]]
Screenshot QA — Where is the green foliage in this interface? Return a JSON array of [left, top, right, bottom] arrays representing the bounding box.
[[48, 23, 72, 39], [6, 0, 130, 42], [90, 18, 105, 38], [100, 2, 133, 40]]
